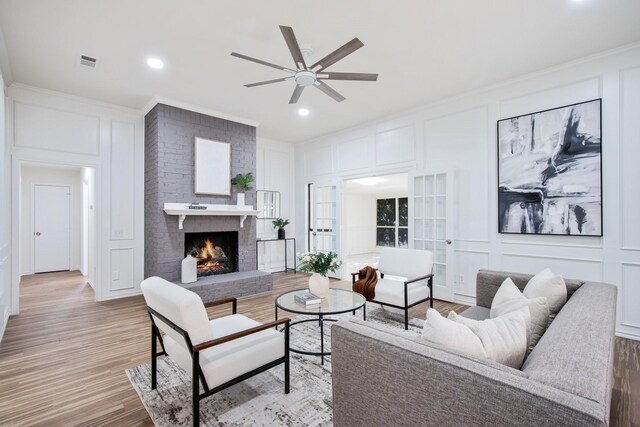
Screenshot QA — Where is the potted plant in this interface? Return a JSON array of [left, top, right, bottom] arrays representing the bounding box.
[[272, 217, 290, 239], [297, 251, 342, 297], [230, 172, 254, 206]]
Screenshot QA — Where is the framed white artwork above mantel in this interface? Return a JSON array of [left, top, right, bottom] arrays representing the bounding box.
[[194, 137, 231, 195]]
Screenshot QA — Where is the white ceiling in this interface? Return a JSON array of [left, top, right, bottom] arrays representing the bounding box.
[[343, 173, 408, 197], [1, 0, 639, 143]]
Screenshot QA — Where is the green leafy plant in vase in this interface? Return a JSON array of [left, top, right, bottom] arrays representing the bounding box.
[[272, 217, 290, 239], [297, 251, 342, 297], [230, 172, 254, 206]]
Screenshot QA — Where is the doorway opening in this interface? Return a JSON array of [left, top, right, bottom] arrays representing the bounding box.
[[340, 173, 409, 279], [18, 162, 97, 299]]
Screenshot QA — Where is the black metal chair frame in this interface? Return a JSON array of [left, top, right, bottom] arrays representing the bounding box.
[[352, 269, 433, 330], [146, 297, 291, 427]]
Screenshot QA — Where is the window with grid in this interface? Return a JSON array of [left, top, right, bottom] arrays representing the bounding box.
[[376, 197, 408, 248]]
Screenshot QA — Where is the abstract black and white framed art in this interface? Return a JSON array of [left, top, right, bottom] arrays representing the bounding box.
[[497, 99, 602, 236]]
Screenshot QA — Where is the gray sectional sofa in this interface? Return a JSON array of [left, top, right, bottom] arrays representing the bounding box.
[[331, 269, 617, 427]]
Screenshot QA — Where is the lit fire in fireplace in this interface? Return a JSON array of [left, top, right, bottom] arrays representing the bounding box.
[[194, 239, 229, 275]]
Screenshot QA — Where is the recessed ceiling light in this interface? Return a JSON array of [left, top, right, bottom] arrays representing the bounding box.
[[298, 108, 310, 117], [146, 57, 164, 69], [352, 177, 385, 186]]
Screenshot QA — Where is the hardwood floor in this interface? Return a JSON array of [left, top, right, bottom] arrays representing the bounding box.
[[0, 271, 637, 426]]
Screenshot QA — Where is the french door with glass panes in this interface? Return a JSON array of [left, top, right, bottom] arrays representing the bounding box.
[[309, 184, 338, 254], [410, 171, 454, 301]]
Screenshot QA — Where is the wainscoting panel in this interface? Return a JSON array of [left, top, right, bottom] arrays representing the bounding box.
[[621, 262, 640, 329], [14, 102, 100, 155], [337, 136, 369, 172], [620, 66, 640, 251], [498, 77, 601, 119], [109, 248, 135, 291], [374, 125, 415, 166], [110, 121, 136, 240], [304, 146, 333, 177], [453, 249, 490, 299], [501, 252, 603, 281]]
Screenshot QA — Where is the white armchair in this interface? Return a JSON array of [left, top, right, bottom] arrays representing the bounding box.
[[141, 277, 290, 427], [352, 247, 434, 329]]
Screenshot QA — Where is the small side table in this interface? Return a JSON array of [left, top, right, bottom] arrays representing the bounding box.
[[256, 238, 296, 273]]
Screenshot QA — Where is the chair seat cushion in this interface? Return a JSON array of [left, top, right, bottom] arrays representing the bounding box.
[[373, 278, 430, 307], [163, 314, 285, 389]]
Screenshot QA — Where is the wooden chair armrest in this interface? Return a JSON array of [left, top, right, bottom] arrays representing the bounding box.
[[204, 297, 237, 314], [404, 274, 434, 284], [192, 318, 291, 352]]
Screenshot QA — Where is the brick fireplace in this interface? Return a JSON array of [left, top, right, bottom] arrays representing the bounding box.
[[143, 103, 272, 300]]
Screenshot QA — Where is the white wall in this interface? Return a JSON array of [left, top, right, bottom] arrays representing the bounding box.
[[19, 165, 82, 275], [0, 70, 10, 341], [342, 193, 376, 256], [295, 43, 640, 340], [7, 84, 144, 313], [256, 137, 296, 272]]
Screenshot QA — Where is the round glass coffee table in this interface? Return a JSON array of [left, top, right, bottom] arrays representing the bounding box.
[[275, 288, 366, 365]]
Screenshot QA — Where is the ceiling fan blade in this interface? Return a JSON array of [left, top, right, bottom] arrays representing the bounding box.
[[279, 26, 307, 69], [315, 81, 346, 103], [289, 85, 305, 104], [231, 52, 295, 73], [316, 72, 378, 81], [310, 38, 364, 71], [244, 77, 292, 88]]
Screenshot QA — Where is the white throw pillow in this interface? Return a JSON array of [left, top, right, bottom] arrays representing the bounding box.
[[421, 309, 487, 359], [523, 268, 567, 317], [491, 277, 550, 353], [448, 308, 529, 369]]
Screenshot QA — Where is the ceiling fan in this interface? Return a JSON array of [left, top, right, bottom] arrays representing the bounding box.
[[231, 25, 378, 104]]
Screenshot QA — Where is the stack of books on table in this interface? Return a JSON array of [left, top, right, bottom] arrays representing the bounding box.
[[295, 292, 321, 306]]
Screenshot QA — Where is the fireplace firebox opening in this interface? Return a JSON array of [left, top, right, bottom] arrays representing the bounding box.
[[184, 231, 239, 277]]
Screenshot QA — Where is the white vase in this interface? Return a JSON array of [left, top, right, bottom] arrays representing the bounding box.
[[181, 255, 197, 284], [237, 192, 246, 206], [308, 273, 330, 298]]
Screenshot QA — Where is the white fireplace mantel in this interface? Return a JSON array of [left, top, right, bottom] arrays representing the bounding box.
[[163, 203, 259, 230]]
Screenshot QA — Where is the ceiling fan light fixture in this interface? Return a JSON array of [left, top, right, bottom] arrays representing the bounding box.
[[295, 70, 316, 87], [298, 108, 310, 117]]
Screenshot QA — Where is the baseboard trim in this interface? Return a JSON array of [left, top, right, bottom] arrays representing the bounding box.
[[615, 330, 640, 342], [0, 305, 9, 344]]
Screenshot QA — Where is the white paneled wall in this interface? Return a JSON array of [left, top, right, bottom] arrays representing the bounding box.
[[295, 44, 640, 339], [0, 72, 10, 341], [256, 137, 296, 272], [7, 84, 144, 313]]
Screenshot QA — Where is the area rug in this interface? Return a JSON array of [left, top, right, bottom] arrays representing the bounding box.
[[126, 307, 424, 426]]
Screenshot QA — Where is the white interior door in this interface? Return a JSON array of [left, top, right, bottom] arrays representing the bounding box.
[[312, 184, 337, 254], [34, 185, 71, 273], [410, 171, 454, 301], [308, 183, 342, 278]]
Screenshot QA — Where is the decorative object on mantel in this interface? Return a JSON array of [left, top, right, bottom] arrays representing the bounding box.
[[297, 251, 342, 298], [272, 217, 290, 239], [231, 172, 254, 206], [181, 250, 197, 284], [194, 137, 231, 196], [163, 203, 259, 230], [497, 99, 602, 236]]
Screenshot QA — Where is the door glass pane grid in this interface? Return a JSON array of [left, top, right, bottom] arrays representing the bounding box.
[[314, 186, 337, 254], [413, 173, 448, 289], [433, 263, 446, 286], [435, 174, 446, 196]]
